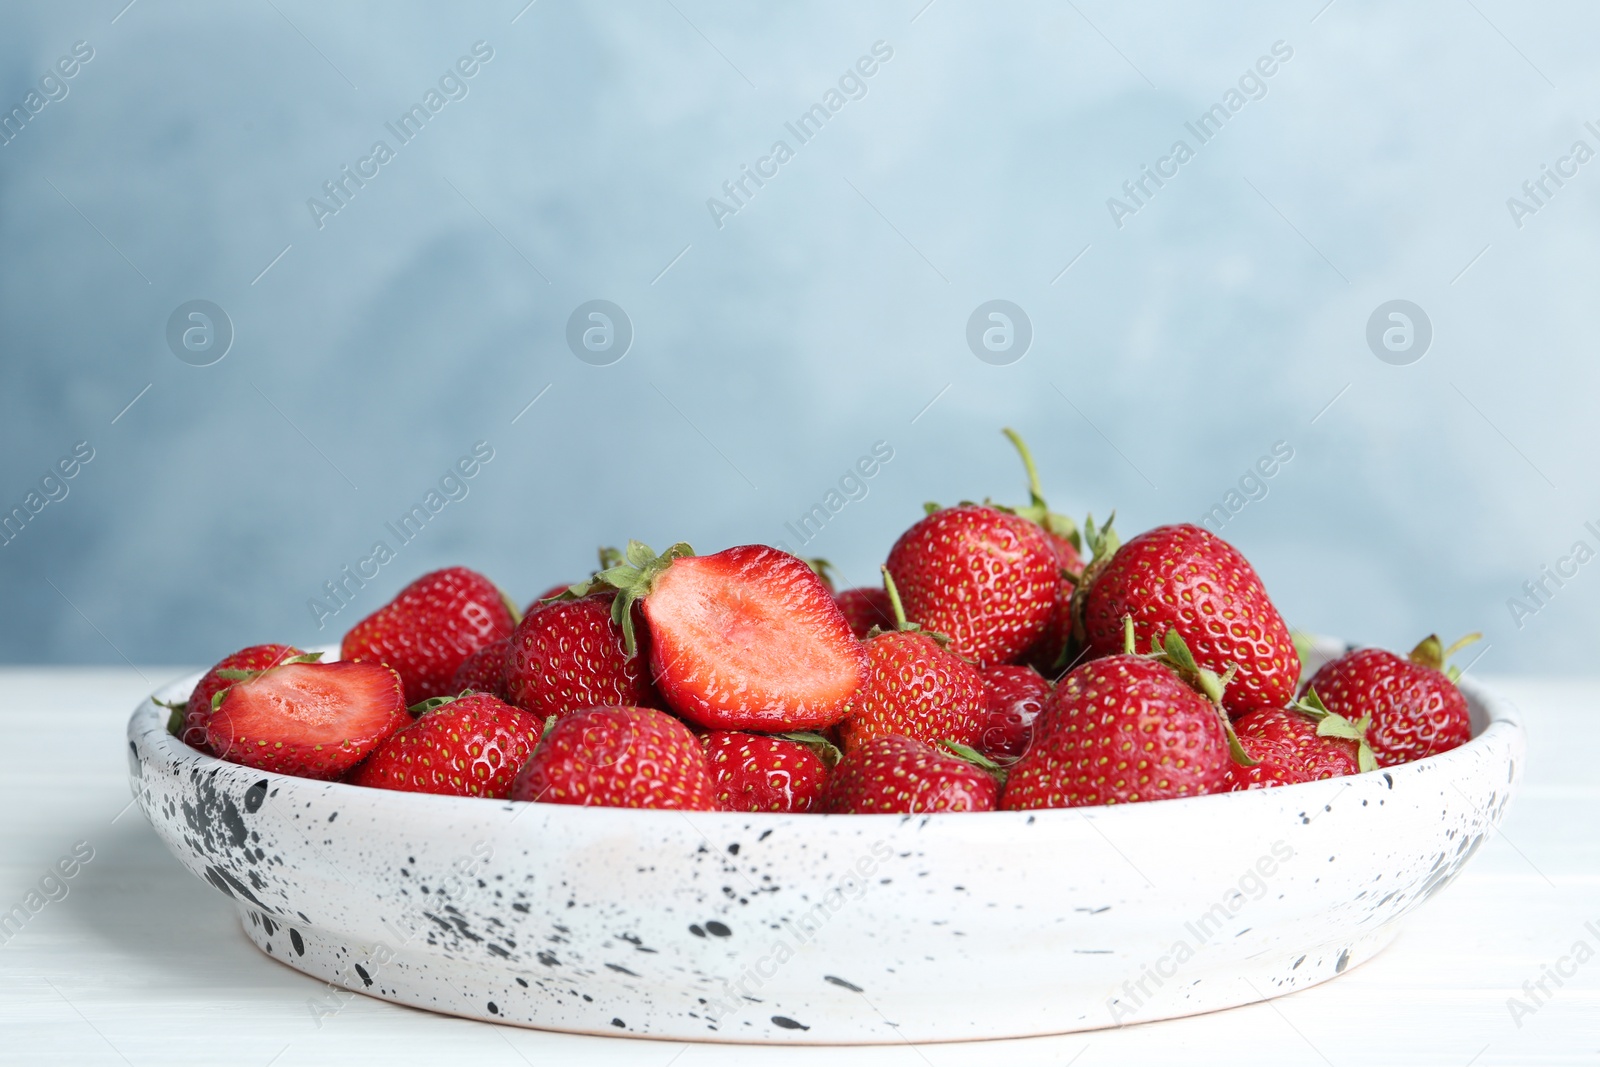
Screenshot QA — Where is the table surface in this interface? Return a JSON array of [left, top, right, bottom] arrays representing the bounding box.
[[1, 667, 1595, 1067]]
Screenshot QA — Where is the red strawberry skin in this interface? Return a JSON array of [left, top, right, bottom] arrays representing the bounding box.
[[1305, 649, 1471, 766], [837, 630, 985, 752], [505, 593, 660, 719], [1082, 524, 1298, 716], [1001, 654, 1232, 809], [824, 735, 998, 814], [342, 567, 516, 705], [976, 664, 1051, 761], [1222, 734, 1313, 791], [509, 706, 720, 810], [450, 638, 510, 700], [206, 662, 409, 780], [835, 586, 894, 639], [348, 693, 543, 798], [642, 545, 867, 731], [1025, 533, 1084, 673], [181, 644, 303, 752], [527, 583, 574, 614], [1234, 705, 1359, 780], [886, 505, 1058, 667], [702, 732, 828, 813]]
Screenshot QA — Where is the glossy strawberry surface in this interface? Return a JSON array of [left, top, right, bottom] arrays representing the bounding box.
[[702, 731, 829, 813], [505, 593, 660, 719], [348, 693, 543, 798], [509, 705, 720, 810], [838, 630, 985, 752], [1082, 524, 1298, 716], [1305, 648, 1471, 766], [180, 643, 304, 752], [824, 735, 998, 814], [835, 586, 894, 639], [976, 663, 1051, 761], [885, 505, 1058, 668]]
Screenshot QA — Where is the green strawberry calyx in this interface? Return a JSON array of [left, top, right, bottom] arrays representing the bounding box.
[[571, 539, 696, 656], [207, 652, 326, 711], [777, 731, 844, 769], [1295, 687, 1380, 773], [1132, 621, 1258, 768], [937, 739, 1008, 788], [407, 692, 465, 718], [998, 427, 1081, 550], [804, 557, 837, 593], [1066, 511, 1120, 632], [1408, 632, 1482, 684]]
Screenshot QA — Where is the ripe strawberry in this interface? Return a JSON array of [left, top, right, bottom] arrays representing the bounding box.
[[1002, 626, 1247, 809], [348, 693, 543, 798], [1222, 699, 1374, 790], [1302, 634, 1478, 766], [169, 644, 308, 752], [342, 567, 517, 705], [838, 569, 985, 752], [993, 429, 1090, 672], [450, 638, 509, 699], [1221, 734, 1313, 791], [508, 705, 720, 810], [205, 661, 409, 780], [976, 663, 1051, 761], [504, 592, 661, 719], [702, 731, 833, 813], [885, 503, 1058, 667], [835, 586, 894, 639], [1078, 523, 1298, 717], [588, 541, 867, 731], [823, 735, 999, 814]]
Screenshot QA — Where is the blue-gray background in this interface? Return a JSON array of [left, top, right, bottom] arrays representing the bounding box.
[[2, 0, 1595, 672]]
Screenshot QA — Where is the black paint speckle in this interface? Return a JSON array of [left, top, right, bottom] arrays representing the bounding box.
[[243, 779, 268, 813], [354, 964, 372, 987], [705, 921, 732, 938], [824, 975, 863, 992], [606, 963, 640, 976], [487, 1001, 499, 1015], [290, 929, 304, 956], [771, 1015, 809, 1030], [1335, 949, 1350, 973], [689, 924, 706, 938], [611, 1017, 626, 1029]]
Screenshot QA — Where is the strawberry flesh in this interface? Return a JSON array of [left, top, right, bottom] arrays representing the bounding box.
[[643, 545, 867, 730], [180, 643, 304, 753], [206, 661, 409, 780]]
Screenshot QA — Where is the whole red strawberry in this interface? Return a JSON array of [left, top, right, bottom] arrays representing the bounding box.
[[976, 663, 1051, 761], [348, 693, 543, 798], [702, 731, 832, 813], [824, 735, 999, 814], [835, 586, 894, 639], [1222, 734, 1313, 791], [1002, 628, 1245, 809], [886, 504, 1058, 667], [508, 705, 720, 810], [1079, 524, 1298, 717], [206, 661, 409, 780], [172, 644, 308, 752], [1303, 634, 1478, 766], [837, 569, 986, 752], [450, 638, 510, 699], [504, 592, 660, 719], [994, 429, 1088, 672], [588, 541, 867, 731], [342, 567, 517, 705]]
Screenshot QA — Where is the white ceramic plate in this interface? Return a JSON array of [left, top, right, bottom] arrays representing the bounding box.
[[126, 639, 1522, 1043]]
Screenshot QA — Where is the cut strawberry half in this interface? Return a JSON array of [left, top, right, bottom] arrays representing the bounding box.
[[205, 661, 409, 781], [586, 541, 868, 731]]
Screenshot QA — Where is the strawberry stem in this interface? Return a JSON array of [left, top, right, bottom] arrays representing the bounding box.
[[881, 566, 911, 632]]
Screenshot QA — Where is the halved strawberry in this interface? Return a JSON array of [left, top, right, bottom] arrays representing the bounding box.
[[508, 705, 720, 810], [169, 644, 308, 752], [824, 735, 999, 814], [702, 731, 833, 813], [205, 661, 409, 780], [587, 541, 867, 731], [348, 692, 543, 798], [342, 567, 518, 705]]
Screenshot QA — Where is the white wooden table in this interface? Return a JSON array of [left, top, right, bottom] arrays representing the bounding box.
[[1, 668, 1594, 1066]]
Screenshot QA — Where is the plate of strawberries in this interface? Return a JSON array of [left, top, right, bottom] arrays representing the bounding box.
[[128, 430, 1522, 1043]]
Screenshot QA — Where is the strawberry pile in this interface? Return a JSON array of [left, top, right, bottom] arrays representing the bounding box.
[[167, 432, 1481, 814]]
